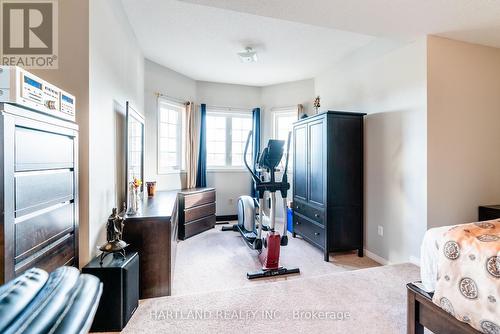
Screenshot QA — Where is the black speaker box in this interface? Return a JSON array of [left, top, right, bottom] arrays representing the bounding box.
[[82, 251, 139, 332]]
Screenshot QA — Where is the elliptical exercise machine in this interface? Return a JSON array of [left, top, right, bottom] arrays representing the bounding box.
[[222, 131, 300, 279]]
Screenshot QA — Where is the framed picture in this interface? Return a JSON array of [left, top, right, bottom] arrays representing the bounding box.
[[297, 103, 308, 119]]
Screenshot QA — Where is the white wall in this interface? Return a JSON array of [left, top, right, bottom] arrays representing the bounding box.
[[31, 0, 90, 267], [196, 81, 260, 108], [88, 0, 144, 260], [427, 36, 500, 228], [315, 38, 428, 264], [144, 59, 196, 191]]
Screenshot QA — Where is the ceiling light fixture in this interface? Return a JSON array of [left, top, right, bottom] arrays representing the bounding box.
[[237, 47, 258, 63]]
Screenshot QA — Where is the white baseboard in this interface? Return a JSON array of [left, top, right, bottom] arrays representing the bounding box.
[[363, 249, 421, 267], [364, 249, 390, 265]]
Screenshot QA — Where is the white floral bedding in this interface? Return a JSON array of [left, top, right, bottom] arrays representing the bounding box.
[[432, 219, 500, 334]]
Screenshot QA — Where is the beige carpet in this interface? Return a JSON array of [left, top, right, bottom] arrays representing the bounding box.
[[123, 263, 420, 334], [173, 222, 380, 296]]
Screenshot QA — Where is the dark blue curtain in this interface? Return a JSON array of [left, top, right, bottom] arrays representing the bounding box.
[[196, 104, 207, 188], [251, 108, 261, 197]]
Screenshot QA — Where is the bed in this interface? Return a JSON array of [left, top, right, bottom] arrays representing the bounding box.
[[408, 219, 500, 334], [420, 224, 458, 293]]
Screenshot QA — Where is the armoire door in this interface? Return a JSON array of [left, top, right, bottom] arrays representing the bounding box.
[[293, 123, 308, 201], [308, 119, 325, 207]]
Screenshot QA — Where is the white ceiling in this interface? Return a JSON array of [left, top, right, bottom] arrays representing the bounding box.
[[181, 0, 500, 47], [122, 0, 500, 86], [121, 0, 375, 86]]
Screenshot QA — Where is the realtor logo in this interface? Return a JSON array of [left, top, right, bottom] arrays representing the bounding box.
[[0, 0, 58, 68]]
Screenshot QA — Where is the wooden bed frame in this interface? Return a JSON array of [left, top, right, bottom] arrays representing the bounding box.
[[407, 283, 481, 334]]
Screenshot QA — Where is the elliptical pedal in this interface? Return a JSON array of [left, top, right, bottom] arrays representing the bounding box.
[[259, 224, 269, 232], [242, 231, 257, 240]]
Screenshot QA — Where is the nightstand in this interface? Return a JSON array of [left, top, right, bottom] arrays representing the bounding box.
[[82, 252, 139, 332], [478, 205, 500, 221]]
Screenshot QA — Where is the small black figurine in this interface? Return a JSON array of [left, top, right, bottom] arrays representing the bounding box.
[[98, 208, 128, 264]]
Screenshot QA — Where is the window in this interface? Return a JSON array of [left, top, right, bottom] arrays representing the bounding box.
[[273, 109, 297, 168], [206, 114, 226, 167], [231, 116, 253, 167], [158, 99, 185, 173], [206, 109, 252, 168]]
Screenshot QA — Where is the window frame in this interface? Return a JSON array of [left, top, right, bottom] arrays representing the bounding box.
[[206, 107, 253, 171], [272, 108, 297, 170], [157, 98, 186, 174]]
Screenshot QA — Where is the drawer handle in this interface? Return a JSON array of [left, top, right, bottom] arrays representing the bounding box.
[[296, 206, 300, 209], [295, 222, 300, 225], [314, 232, 320, 236], [314, 213, 320, 218]]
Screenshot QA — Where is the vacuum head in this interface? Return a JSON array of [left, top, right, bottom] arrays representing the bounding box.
[[247, 267, 300, 279]]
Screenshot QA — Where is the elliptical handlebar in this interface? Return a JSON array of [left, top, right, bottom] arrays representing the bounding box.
[[243, 131, 260, 183]]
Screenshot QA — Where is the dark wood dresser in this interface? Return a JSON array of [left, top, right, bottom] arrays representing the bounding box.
[[122, 191, 178, 299], [178, 188, 216, 240], [478, 205, 500, 221], [292, 111, 365, 261]]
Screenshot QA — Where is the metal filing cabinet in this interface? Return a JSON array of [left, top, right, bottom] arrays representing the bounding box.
[[0, 103, 78, 283]]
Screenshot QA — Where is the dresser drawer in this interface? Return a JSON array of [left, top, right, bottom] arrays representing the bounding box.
[[15, 202, 74, 260], [15, 233, 75, 276], [293, 200, 325, 225], [182, 215, 216, 240], [15, 170, 74, 216], [15, 126, 74, 171], [293, 213, 325, 248], [185, 202, 216, 223], [184, 190, 215, 209]]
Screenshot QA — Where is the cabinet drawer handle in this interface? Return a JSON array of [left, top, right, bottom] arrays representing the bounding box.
[[314, 213, 320, 218], [296, 206, 300, 210], [295, 222, 300, 225], [314, 232, 320, 236]]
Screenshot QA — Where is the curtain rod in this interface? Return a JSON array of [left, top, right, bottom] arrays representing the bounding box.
[[205, 104, 253, 112], [155, 92, 189, 104], [271, 105, 299, 112]]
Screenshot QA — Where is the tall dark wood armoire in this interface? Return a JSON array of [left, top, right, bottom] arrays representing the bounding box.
[[292, 111, 365, 261]]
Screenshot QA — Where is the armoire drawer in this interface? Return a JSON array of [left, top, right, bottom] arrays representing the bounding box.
[[293, 200, 325, 225], [293, 213, 325, 248]]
